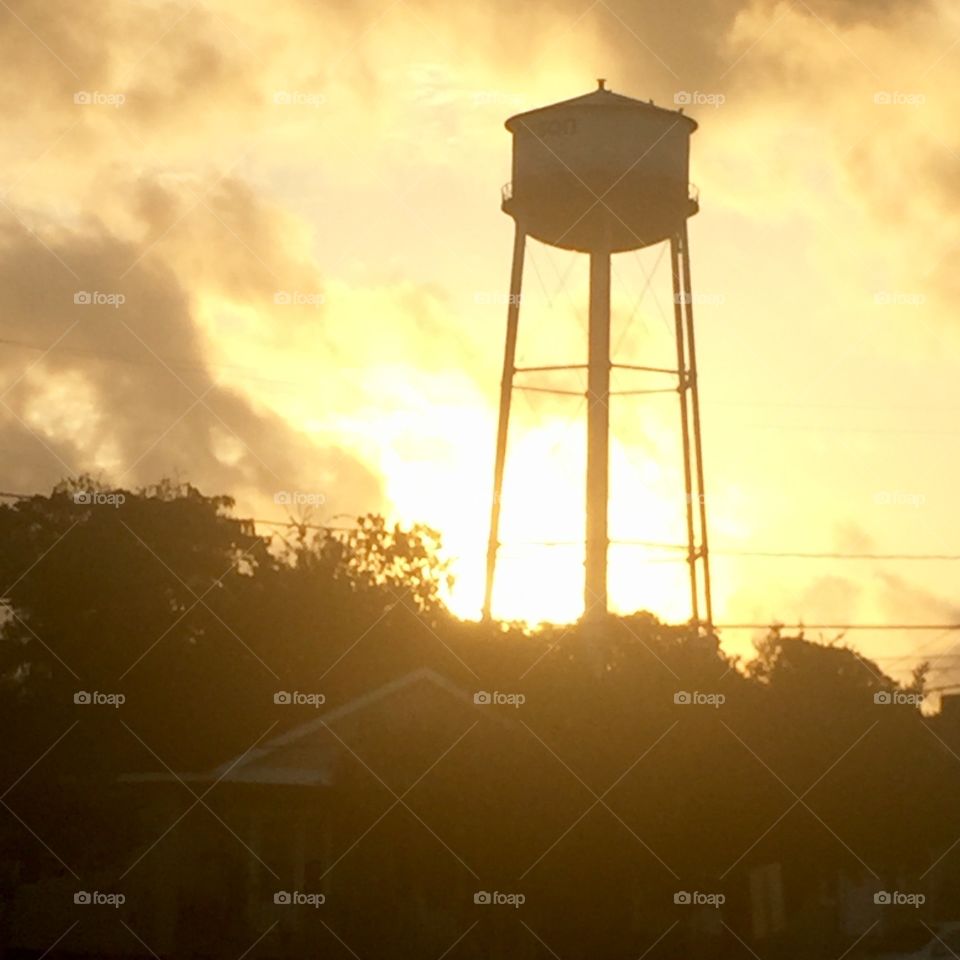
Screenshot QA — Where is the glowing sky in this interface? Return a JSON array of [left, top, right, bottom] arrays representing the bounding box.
[[3, 0, 960, 679]]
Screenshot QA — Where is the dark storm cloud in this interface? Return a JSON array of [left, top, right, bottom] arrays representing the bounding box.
[[0, 205, 380, 510], [876, 572, 960, 624], [0, 0, 257, 114], [800, 0, 931, 24]]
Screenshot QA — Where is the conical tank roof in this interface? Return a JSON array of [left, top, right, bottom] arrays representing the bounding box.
[[505, 80, 698, 133]]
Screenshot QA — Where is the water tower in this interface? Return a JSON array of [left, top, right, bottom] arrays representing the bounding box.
[[483, 80, 712, 626]]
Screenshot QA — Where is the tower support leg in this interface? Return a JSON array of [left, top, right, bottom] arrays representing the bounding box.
[[679, 223, 713, 628], [671, 233, 700, 624], [483, 224, 526, 621], [584, 243, 611, 619]]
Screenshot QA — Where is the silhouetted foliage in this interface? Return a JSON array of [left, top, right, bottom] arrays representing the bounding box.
[[1, 479, 957, 960]]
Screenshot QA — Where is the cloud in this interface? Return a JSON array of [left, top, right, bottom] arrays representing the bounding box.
[[875, 571, 960, 625], [0, 0, 957, 630], [0, 195, 381, 514]]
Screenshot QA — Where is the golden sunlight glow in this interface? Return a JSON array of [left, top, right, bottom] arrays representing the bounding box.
[[50, 0, 952, 672]]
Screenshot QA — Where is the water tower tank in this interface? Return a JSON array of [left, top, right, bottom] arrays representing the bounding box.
[[502, 81, 698, 253], [484, 82, 712, 627]]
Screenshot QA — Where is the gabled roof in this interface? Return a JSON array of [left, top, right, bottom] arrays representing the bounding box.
[[123, 667, 514, 787], [505, 82, 698, 133]]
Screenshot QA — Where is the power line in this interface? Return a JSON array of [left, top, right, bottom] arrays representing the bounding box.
[[716, 624, 960, 632], [0, 336, 308, 389], [252, 517, 356, 533], [487, 536, 960, 563], [0, 494, 360, 534], [5, 493, 960, 638], [2, 494, 957, 564], [710, 548, 960, 561], [910, 656, 960, 663], [712, 398, 960, 412]]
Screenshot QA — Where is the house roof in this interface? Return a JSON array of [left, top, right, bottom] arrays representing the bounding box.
[[122, 667, 514, 787]]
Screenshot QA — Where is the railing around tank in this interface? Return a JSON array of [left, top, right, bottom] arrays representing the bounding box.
[[503, 179, 699, 206]]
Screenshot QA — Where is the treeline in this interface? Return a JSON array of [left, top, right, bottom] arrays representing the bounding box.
[[0, 479, 957, 958]]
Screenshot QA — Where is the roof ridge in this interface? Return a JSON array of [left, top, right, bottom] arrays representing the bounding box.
[[123, 667, 516, 784]]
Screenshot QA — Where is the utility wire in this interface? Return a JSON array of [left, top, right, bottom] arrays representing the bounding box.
[[710, 549, 960, 561], [2, 494, 958, 564], [715, 623, 960, 632], [0, 336, 309, 388], [4, 492, 960, 637]]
